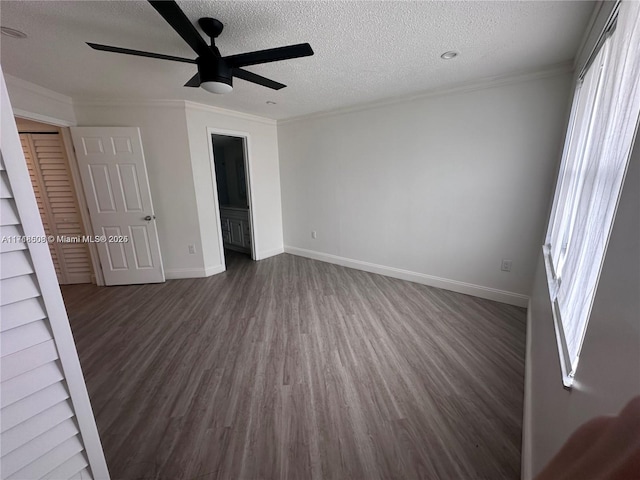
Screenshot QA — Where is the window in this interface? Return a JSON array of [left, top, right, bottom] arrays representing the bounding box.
[[544, 0, 640, 387]]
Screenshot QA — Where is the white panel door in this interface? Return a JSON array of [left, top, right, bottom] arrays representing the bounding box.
[[70, 127, 164, 285]]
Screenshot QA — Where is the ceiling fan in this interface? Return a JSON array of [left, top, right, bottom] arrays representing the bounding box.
[[87, 0, 314, 94]]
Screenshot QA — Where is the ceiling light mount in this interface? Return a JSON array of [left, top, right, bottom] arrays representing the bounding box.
[[1, 26, 27, 39], [440, 51, 459, 60]]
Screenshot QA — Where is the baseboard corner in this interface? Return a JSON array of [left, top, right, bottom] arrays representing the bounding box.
[[165, 265, 224, 279], [204, 264, 225, 277], [256, 247, 285, 260]]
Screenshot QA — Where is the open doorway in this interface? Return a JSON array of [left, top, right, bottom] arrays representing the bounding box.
[[211, 133, 255, 268]]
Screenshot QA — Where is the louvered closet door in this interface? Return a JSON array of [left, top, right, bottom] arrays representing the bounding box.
[[1, 68, 109, 478], [20, 133, 93, 284], [1, 158, 97, 479]]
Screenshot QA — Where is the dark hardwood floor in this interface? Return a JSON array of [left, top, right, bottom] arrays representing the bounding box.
[[62, 251, 527, 480]]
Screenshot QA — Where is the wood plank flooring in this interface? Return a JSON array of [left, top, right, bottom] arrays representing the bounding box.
[[62, 251, 527, 480]]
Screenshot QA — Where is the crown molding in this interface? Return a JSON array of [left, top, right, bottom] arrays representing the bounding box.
[[184, 100, 277, 125], [4, 74, 74, 106], [72, 98, 186, 109], [72, 98, 276, 125], [10, 60, 573, 129], [278, 61, 574, 126]]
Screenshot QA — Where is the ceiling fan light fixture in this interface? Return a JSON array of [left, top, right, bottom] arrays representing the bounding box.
[[197, 56, 233, 94], [201, 81, 233, 94]]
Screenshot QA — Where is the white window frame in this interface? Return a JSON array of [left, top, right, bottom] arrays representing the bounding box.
[[543, 1, 640, 388]]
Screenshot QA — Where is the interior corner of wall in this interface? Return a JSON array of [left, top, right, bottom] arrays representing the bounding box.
[[204, 264, 225, 277]]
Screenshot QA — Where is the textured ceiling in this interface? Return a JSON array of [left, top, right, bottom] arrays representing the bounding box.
[[1, 1, 594, 120]]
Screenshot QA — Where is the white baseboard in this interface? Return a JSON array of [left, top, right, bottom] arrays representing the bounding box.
[[165, 264, 225, 279], [205, 264, 226, 276], [521, 301, 534, 480], [256, 247, 285, 260], [284, 246, 529, 307]]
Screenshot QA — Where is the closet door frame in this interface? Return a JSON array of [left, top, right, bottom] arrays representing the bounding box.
[[15, 117, 104, 286]]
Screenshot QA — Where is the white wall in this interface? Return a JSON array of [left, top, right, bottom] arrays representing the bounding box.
[[73, 102, 205, 278], [278, 72, 572, 306], [525, 131, 640, 477], [5, 74, 76, 126], [184, 102, 283, 268]]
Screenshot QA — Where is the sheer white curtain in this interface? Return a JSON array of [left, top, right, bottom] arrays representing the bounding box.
[[545, 0, 640, 382], [547, 44, 608, 280]]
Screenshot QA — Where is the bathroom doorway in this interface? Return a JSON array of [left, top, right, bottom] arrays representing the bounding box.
[[211, 133, 255, 265]]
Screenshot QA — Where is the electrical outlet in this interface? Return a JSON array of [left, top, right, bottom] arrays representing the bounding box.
[[188, 244, 196, 255], [311, 231, 317, 239], [501, 259, 512, 272]]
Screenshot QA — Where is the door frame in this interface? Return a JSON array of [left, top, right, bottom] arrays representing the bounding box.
[[14, 115, 105, 286], [60, 128, 105, 285], [206, 127, 257, 263]]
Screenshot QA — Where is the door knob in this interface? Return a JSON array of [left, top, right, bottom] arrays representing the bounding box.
[[144, 215, 156, 221]]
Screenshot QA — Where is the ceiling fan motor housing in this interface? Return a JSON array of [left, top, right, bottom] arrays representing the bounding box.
[[197, 57, 233, 88]]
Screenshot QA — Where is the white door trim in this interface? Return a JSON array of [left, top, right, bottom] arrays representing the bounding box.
[[12, 109, 75, 128], [60, 128, 105, 285], [206, 127, 257, 262]]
